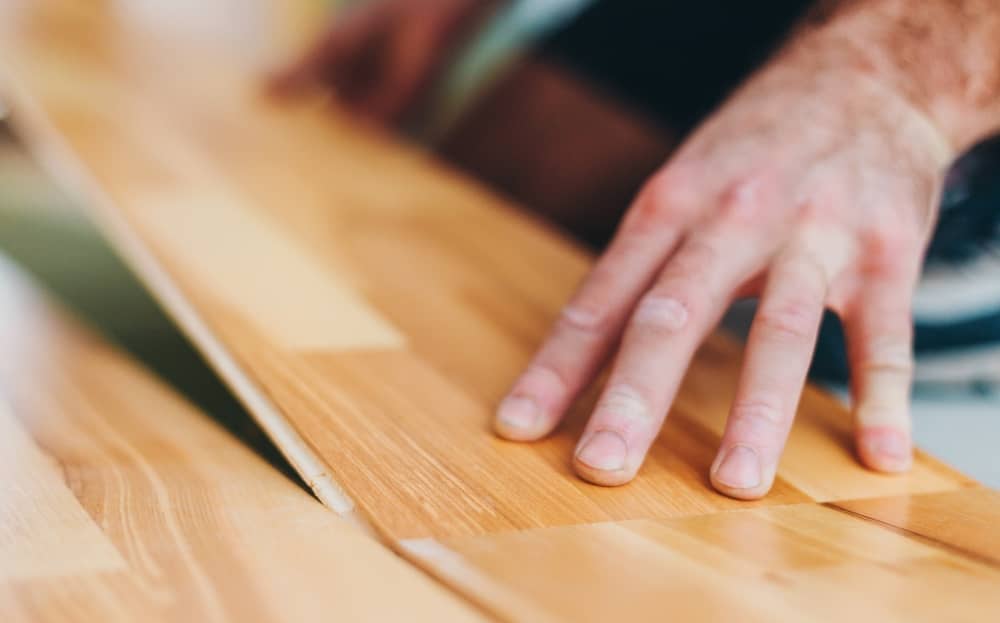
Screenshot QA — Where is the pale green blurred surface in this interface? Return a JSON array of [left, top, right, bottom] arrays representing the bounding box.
[[0, 138, 301, 483]]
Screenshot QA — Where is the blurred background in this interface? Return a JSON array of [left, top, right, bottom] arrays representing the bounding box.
[[1, 0, 997, 486]]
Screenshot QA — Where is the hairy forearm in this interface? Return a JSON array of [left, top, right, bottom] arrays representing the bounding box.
[[791, 0, 1000, 153]]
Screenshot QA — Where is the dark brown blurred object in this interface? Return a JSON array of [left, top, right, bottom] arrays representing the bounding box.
[[440, 58, 675, 248], [272, 0, 503, 126], [438, 0, 822, 248], [271, 1, 679, 248]]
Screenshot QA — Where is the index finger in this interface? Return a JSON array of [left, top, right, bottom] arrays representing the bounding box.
[[493, 179, 695, 441]]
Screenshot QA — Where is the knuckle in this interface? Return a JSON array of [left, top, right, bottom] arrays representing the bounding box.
[[561, 268, 623, 338], [852, 310, 913, 342], [859, 357, 914, 380], [717, 173, 777, 223], [799, 191, 843, 219], [861, 228, 922, 277], [624, 167, 698, 233], [777, 249, 831, 295], [631, 293, 690, 334], [668, 236, 720, 276], [557, 303, 608, 338], [858, 337, 914, 378], [623, 194, 678, 235], [596, 383, 652, 425], [866, 327, 914, 351], [601, 232, 653, 273], [850, 306, 915, 380], [729, 398, 787, 430], [650, 164, 700, 206], [628, 236, 726, 335], [516, 362, 570, 396], [756, 298, 820, 342]]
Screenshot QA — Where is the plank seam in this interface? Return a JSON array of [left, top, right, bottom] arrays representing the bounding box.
[[823, 497, 1000, 569], [0, 72, 362, 522], [397, 538, 555, 623]]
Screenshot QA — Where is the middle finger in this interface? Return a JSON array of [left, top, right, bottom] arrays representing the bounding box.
[[573, 224, 771, 485]]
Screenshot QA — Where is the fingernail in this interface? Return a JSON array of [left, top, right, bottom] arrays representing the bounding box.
[[859, 427, 912, 471], [714, 445, 762, 489], [496, 396, 540, 430], [576, 430, 628, 472]]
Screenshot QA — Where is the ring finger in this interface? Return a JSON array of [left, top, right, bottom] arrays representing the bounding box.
[[710, 226, 852, 498]]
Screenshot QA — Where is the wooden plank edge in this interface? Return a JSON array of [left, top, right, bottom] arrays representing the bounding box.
[[824, 491, 1000, 569], [397, 538, 554, 623], [0, 71, 369, 530]]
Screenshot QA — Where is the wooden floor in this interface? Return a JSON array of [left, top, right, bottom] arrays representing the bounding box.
[[403, 488, 1000, 622], [0, 256, 483, 621], [1, 1, 997, 621]]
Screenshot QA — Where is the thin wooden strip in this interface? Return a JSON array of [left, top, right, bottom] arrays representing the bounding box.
[[0, 56, 359, 518], [0, 256, 485, 622], [399, 538, 556, 623]]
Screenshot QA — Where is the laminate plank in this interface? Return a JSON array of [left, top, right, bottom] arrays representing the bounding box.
[[0, 255, 484, 622], [0, 0, 975, 543], [833, 488, 1000, 565], [401, 489, 1000, 623], [0, 401, 126, 580]]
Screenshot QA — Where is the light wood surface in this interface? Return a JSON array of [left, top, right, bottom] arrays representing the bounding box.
[[0, 255, 483, 622], [0, 0, 980, 543], [3, 3, 997, 620], [402, 489, 1000, 623]]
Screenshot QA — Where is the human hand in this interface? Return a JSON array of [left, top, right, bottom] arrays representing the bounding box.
[[494, 26, 954, 499], [273, 0, 501, 124]]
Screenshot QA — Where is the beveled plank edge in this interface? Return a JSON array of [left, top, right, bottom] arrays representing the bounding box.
[[398, 489, 988, 547], [824, 492, 1000, 569], [0, 71, 368, 529], [397, 538, 554, 623]]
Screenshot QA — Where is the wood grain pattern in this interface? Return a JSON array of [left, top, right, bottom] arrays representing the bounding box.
[[401, 489, 1000, 623], [0, 0, 978, 544], [0, 256, 483, 622]]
